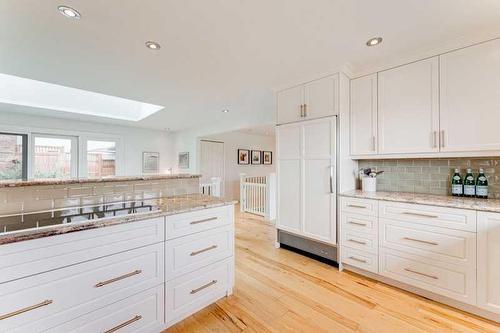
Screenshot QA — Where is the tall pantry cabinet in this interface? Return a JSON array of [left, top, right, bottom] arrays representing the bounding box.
[[275, 73, 355, 254]]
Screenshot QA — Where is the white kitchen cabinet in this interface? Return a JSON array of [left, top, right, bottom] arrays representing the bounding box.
[[277, 117, 336, 244], [477, 212, 500, 313], [350, 74, 378, 156], [304, 75, 338, 119], [440, 39, 500, 152], [277, 75, 338, 125], [277, 84, 304, 124], [377, 57, 439, 154]]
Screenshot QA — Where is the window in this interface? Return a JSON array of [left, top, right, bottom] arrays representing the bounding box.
[[33, 134, 77, 179], [0, 133, 27, 180], [87, 140, 116, 178]]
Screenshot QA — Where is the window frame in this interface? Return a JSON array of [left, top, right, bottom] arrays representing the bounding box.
[[82, 138, 120, 178], [0, 131, 28, 180], [31, 133, 79, 179]]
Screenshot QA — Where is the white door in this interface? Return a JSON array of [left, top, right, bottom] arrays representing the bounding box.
[[276, 124, 302, 234], [199, 140, 224, 195], [440, 39, 500, 152], [304, 75, 338, 119], [477, 212, 500, 314], [350, 74, 378, 156], [378, 57, 439, 154], [277, 85, 304, 125], [302, 118, 336, 244]]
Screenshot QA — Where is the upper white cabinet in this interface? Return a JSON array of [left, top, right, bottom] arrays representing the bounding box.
[[277, 117, 337, 244], [277, 75, 338, 125], [377, 57, 439, 154], [350, 74, 378, 156], [440, 39, 500, 152], [477, 212, 500, 314]]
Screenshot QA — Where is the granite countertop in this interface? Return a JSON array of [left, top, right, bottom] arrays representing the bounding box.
[[340, 190, 500, 213], [0, 193, 236, 245], [0, 174, 201, 188]]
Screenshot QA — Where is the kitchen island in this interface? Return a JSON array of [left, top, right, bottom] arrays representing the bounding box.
[[0, 191, 236, 332]]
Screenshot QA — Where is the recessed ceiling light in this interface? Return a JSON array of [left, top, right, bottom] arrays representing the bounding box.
[[366, 37, 383, 47], [145, 41, 161, 50], [222, 109, 229, 113], [58, 6, 81, 19]]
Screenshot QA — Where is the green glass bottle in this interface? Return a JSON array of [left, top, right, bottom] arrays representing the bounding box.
[[451, 168, 463, 197], [463, 168, 476, 197], [475, 168, 489, 199]]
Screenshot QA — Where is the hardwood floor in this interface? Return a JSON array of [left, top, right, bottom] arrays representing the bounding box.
[[166, 208, 500, 333]]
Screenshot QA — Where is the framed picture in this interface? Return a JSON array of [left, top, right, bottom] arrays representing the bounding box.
[[251, 150, 262, 164], [238, 149, 249, 165], [142, 152, 159, 174], [263, 151, 273, 165], [178, 152, 190, 169]]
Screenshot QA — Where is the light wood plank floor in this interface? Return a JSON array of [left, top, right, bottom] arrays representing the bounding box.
[[166, 208, 500, 333]]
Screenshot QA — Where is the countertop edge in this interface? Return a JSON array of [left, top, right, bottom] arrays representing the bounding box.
[[0, 174, 202, 188], [339, 190, 500, 213], [0, 198, 236, 246]]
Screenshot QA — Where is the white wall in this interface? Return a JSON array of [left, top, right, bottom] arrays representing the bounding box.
[[202, 130, 276, 200], [0, 110, 175, 176]]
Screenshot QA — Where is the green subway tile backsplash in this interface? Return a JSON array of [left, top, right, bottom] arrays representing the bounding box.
[[358, 158, 499, 198]]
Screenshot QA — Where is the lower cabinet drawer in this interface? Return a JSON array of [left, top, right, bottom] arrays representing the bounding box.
[[0, 243, 164, 333], [166, 225, 234, 280], [48, 285, 165, 333], [379, 247, 476, 305], [166, 257, 234, 327], [341, 229, 378, 254], [341, 246, 378, 274]]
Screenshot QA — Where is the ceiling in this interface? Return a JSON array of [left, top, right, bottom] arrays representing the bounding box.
[[1, 0, 500, 134]]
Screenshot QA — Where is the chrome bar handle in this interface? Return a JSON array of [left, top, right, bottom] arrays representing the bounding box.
[[303, 104, 307, 117], [404, 268, 438, 280], [329, 165, 334, 194], [190, 245, 218, 256], [104, 315, 143, 333], [440, 130, 445, 148], [348, 239, 367, 245], [190, 217, 217, 225], [403, 237, 438, 246], [0, 300, 53, 321], [191, 280, 218, 294], [95, 270, 142, 288], [348, 256, 367, 263], [402, 211, 439, 219]]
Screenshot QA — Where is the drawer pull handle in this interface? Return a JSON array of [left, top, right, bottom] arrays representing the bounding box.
[[104, 315, 142, 333], [191, 280, 218, 294], [402, 212, 439, 219], [403, 237, 438, 246], [348, 221, 368, 227], [0, 300, 53, 321], [348, 256, 367, 263], [348, 239, 367, 245], [404, 268, 438, 280], [347, 204, 367, 209], [190, 217, 217, 225], [95, 270, 142, 288], [190, 245, 218, 256]]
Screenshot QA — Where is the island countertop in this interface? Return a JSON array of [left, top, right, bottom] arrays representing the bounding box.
[[340, 190, 500, 213], [0, 174, 201, 188], [0, 193, 236, 245]]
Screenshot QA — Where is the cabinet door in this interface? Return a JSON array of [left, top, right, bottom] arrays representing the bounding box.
[[302, 118, 336, 244], [477, 212, 500, 313], [277, 85, 303, 125], [276, 123, 302, 233], [350, 74, 377, 155], [440, 39, 500, 152], [378, 57, 439, 154], [304, 75, 338, 119]]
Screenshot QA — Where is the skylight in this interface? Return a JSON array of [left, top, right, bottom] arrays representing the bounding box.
[[0, 73, 164, 121]]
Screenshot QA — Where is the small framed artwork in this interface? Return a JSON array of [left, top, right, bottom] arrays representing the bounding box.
[[238, 149, 249, 165], [263, 151, 273, 165], [178, 152, 190, 169], [142, 152, 159, 174], [251, 150, 262, 164]]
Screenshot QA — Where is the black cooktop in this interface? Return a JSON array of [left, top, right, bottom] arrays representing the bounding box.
[[0, 200, 161, 234]]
